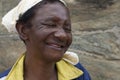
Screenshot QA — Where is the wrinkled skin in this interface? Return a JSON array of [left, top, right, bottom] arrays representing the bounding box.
[[16, 1, 72, 80], [25, 2, 72, 62]]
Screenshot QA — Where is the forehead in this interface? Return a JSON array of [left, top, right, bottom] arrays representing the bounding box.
[[33, 2, 69, 21]]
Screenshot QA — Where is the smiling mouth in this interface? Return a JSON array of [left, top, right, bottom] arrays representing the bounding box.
[[46, 43, 65, 50]]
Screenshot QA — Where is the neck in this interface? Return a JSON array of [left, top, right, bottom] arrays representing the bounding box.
[[24, 55, 57, 80]]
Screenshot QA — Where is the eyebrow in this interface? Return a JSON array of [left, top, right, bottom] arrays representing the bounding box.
[[44, 16, 61, 22], [43, 15, 68, 22], [34, 15, 69, 25]]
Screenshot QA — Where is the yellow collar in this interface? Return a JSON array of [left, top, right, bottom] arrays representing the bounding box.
[[56, 60, 83, 80], [6, 54, 83, 80]]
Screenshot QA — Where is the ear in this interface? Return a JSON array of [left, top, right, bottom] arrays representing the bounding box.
[[15, 23, 29, 41]]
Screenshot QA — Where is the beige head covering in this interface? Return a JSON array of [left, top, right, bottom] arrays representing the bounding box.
[[1, 0, 66, 32]]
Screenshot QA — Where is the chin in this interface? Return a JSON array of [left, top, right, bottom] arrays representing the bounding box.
[[51, 53, 64, 62], [43, 46, 67, 62], [54, 56, 63, 62], [45, 51, 65, 62]]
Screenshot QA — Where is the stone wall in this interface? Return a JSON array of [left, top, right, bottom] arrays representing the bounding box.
[[0, 0, 120, 80]]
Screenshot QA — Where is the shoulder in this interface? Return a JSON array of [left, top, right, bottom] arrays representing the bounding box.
[[0, 68, 11, 80], [74, 63, 91, 80], [64, 51, 91, 80]]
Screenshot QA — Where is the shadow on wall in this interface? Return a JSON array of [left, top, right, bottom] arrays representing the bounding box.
[[67, 0, 114, 9]]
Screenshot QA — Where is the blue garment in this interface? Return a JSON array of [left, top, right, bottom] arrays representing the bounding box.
[[0, 62, 91, 80], [74, 63, 91, 80]]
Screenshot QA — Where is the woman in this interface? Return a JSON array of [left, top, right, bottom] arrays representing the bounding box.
[[0, 0, 91, 80]]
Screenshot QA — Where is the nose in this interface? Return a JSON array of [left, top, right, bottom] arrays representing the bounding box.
[[54, 28, 67, 42]]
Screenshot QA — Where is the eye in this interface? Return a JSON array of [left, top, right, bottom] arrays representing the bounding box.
[[64, 24, 71, 33], [64, 26, 71, 33], [41, 23, 57, 28], [64, 27, 71, 33]]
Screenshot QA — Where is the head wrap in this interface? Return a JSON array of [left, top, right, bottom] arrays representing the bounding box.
[[1, 0, 66, 32]]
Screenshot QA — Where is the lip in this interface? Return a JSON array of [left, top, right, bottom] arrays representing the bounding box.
[[46, 42, 65, 50]]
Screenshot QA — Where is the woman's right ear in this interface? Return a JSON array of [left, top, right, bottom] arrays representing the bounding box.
[[15, 23, 29, 41]]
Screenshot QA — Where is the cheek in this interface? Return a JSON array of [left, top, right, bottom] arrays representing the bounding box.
[[32, 30, 52, 43], [28, 31, 44, 44], [67, 34, 72, 46]]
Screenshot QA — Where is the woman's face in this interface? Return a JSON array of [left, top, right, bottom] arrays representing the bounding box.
[[26, 2, 72, 62]]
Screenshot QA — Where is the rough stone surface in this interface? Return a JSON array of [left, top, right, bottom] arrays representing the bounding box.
[[0, 0, 120, 80]]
